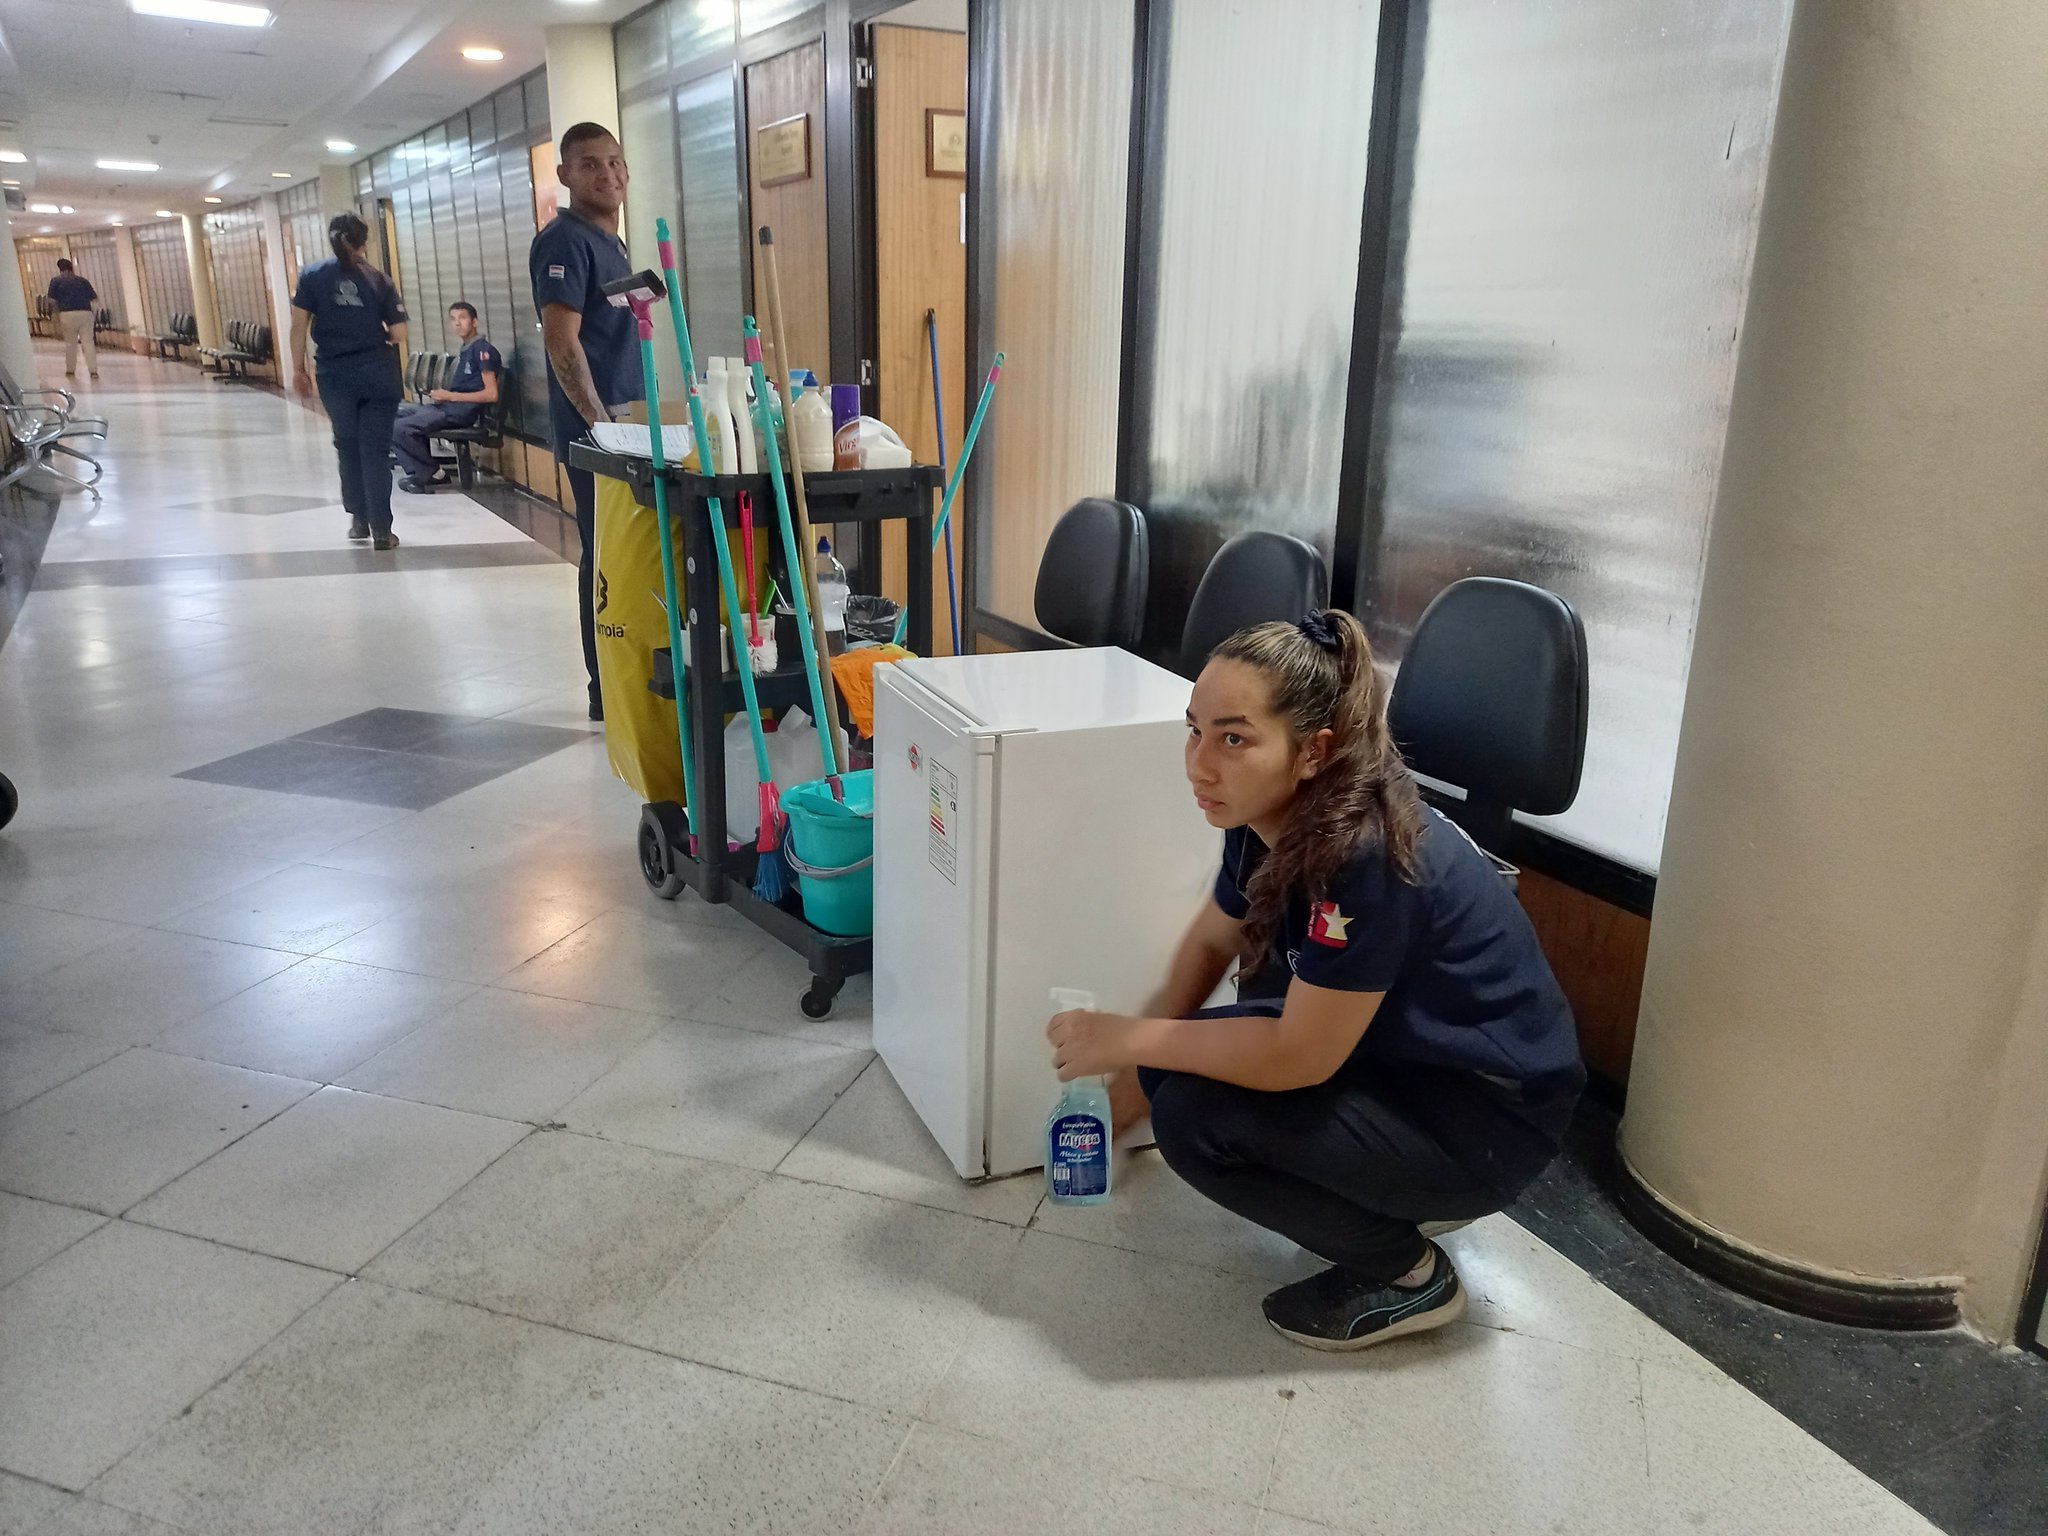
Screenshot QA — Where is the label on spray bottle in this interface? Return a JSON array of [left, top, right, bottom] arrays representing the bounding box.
[[1046, 988, 1112, 1203]]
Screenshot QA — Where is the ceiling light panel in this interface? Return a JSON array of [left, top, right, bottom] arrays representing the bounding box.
[[131, 0, 272, 26], [98, 159, 160, 172]]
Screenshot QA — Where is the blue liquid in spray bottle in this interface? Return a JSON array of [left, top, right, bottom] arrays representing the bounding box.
[[1046, 988, 1112, 1205]]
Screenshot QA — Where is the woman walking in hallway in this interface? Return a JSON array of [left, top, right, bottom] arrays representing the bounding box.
[[290, 213, 408, 550], [1047, 611, 1584, 1350]]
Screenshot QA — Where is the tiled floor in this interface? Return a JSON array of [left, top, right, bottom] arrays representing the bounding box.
[[0, 347, 1981, 1533]]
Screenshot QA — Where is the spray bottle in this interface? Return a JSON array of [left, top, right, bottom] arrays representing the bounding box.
[[1045, 988, 1113, 1205]]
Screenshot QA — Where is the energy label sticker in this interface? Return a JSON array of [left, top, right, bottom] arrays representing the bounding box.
[[927, 760, 958, 885]]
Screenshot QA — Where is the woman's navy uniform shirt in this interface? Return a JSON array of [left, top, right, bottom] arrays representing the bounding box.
[[1215, 806, 1585, 1120], [291, 260, 406, 364]]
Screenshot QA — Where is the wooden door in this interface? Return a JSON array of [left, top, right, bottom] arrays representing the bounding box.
[[746, 41, 830, 376], [871, 23, 968, 653]]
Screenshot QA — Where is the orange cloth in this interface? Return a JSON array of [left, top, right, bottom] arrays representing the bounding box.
[[828, 645, 914, 737]]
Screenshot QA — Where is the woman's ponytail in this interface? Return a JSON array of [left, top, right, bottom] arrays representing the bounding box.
[[1210, 609, 1423, 966], [328, 212, 370, 269]]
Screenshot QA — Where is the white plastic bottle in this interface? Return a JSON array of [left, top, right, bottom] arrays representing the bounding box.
[[1045, 988, 1113, 1205], [791, 370, 834, 473], [723, 715, 762, 844], [724, 358, 759, 474], [814, 537, 850, 654], [704, 358, 739, 473]]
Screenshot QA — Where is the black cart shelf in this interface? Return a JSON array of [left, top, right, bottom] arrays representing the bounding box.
[[568, 444, 940, 1018]]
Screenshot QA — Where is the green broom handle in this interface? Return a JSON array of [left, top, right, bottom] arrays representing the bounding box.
[[654, 220, 772, 786], [634, 320, 698, 832], [743, 317, 837, 782], [931, 353, 1003, 550]]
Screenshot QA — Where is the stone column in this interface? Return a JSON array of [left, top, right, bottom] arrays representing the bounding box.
[[544, 25, 622, 155], [180, 213, 223, 351], [1619, 0, 2048, 1339], [0, 201, 38, 384], [113, 226, 148, 347]]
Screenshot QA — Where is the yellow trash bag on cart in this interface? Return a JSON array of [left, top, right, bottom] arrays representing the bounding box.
[[591, 472, 773, 808]]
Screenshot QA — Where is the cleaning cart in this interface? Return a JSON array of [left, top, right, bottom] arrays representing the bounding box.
[[570, 442, 940, 1018]]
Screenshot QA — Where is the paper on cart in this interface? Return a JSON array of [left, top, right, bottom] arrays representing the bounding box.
[[589, 421, 698, 462]]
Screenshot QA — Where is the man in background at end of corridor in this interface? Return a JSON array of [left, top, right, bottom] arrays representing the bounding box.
[[49, 259, 100, 381], [529, 121, 642, 723]]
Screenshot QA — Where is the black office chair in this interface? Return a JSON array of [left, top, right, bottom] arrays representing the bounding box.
[[1034, 498, 1149, 648], [1386, 577, 1588, 866], [1177, 530, 1329, 677]]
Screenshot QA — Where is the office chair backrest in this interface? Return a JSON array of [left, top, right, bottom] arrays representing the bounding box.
[[1178, 530, 1330, 678], [1034, 498, 1148, 648], [1386, 576, 1588, 851]]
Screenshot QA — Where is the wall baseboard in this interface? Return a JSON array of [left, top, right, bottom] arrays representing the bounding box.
[[1615, 1156, 1961, 1331]]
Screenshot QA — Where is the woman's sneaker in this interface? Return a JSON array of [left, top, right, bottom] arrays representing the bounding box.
[[1261, 1242, 1464, 1350]]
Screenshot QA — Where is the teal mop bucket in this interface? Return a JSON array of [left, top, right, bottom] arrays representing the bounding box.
[[779, 770, 875, 936]]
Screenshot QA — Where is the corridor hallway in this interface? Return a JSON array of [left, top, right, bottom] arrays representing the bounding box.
[[0, 350, 1943, 1535]]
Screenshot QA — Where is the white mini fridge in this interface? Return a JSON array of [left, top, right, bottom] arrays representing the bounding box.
[[873, 648, 1219, 1179]]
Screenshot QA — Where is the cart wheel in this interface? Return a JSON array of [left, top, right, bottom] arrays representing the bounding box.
[[800, 983, 839, 1021], [637, 815, 684, 899], [0, 773, 15, 832]]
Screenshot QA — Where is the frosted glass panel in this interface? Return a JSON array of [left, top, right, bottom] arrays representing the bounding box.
[[133, 220, 193, 332], [620, 85, 686, 397], [673, 0, 736, 67], [1363, 0, 1791, 870], [1139, 0, 1378, 653], [676, 73, 745, 363], [617, 6, 671, 94], [981, 0, 1133, 627], [66, 233, 125, 327]]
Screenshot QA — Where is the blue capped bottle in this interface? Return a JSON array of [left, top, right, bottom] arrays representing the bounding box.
[[1045, 988, 1113, 1205]]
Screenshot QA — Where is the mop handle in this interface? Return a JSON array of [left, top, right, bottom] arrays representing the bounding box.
[[931, 352, 1003, 550], [925, 309, 960, 654], [739, 494, 759, 642], [758, 228, 846, 775], [744, 319, 837, 782], [634, 312, 698, 834], [654, 220, 772, 782]]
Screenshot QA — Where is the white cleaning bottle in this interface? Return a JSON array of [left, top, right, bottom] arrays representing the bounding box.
[[1045, 988, 1113, 1205], [705, 358, 739, 473], [722, 715, 762, 844], [725, 358, 759, 474], [791, 370, 834, 473]]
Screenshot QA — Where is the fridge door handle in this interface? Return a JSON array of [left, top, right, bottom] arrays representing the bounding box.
[[886, 668, 989, 738]]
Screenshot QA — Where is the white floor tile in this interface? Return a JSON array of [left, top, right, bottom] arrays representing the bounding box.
[[556, 1020, 868, 1171], [696, 943, 876, 1050], [925, 1231, 1301, 1503], [0, 1051, 315, 1215], [0, 1469, 70, 1534], [0, 929, 299, 1044], [0, 1192, 106, 1289], [319, 881, 610, 985], [497, 905, 766, 1019], [128, 1087, 528, 1272], [0, 829, 282, 927], [780, 1059, 1043, 1225], [0, 903, 131, 986], [1441, 1213, 1716, 1373], [1266, 1324, 1654, 1534], [311, 812, 554, 886], [364, 1130, 760, 1337], [853, 1424, 1263, 1536], [161, 863, 428, 957], [0, 1031, 126, 1114], [24, 1499, 197, 1535], [339, 987, 662, 1123], [0, 1222, 335, 1490], [152, 958, 474, 1082], [1031, 1146, 1319, 1284], [1641, 1358, 1941, 1534], [442, 1346, 909, 1536], [620, 1177, 1020, 1412], [92, 1281, 607, 1536]]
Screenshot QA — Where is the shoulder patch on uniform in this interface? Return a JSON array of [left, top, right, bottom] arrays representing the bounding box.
[[546, 264, 566, 279], [1308, 902, 1351, 948]]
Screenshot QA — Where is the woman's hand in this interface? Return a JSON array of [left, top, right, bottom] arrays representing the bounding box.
[[1047, 1009, 1142, 1081], [293, 367, 314, 398]]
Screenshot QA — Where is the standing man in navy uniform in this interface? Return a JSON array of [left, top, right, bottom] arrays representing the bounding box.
[[392, 300, 502, 493], [529, 121, 642, 722]]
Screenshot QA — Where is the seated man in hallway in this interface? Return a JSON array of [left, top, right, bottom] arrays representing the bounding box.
[[391, 301, 502, 494]]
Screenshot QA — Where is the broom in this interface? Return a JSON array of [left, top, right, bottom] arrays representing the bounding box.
[[646, 221, 788, 899], [893, 352, 1004, 647], [925, 308, 960, 654]]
